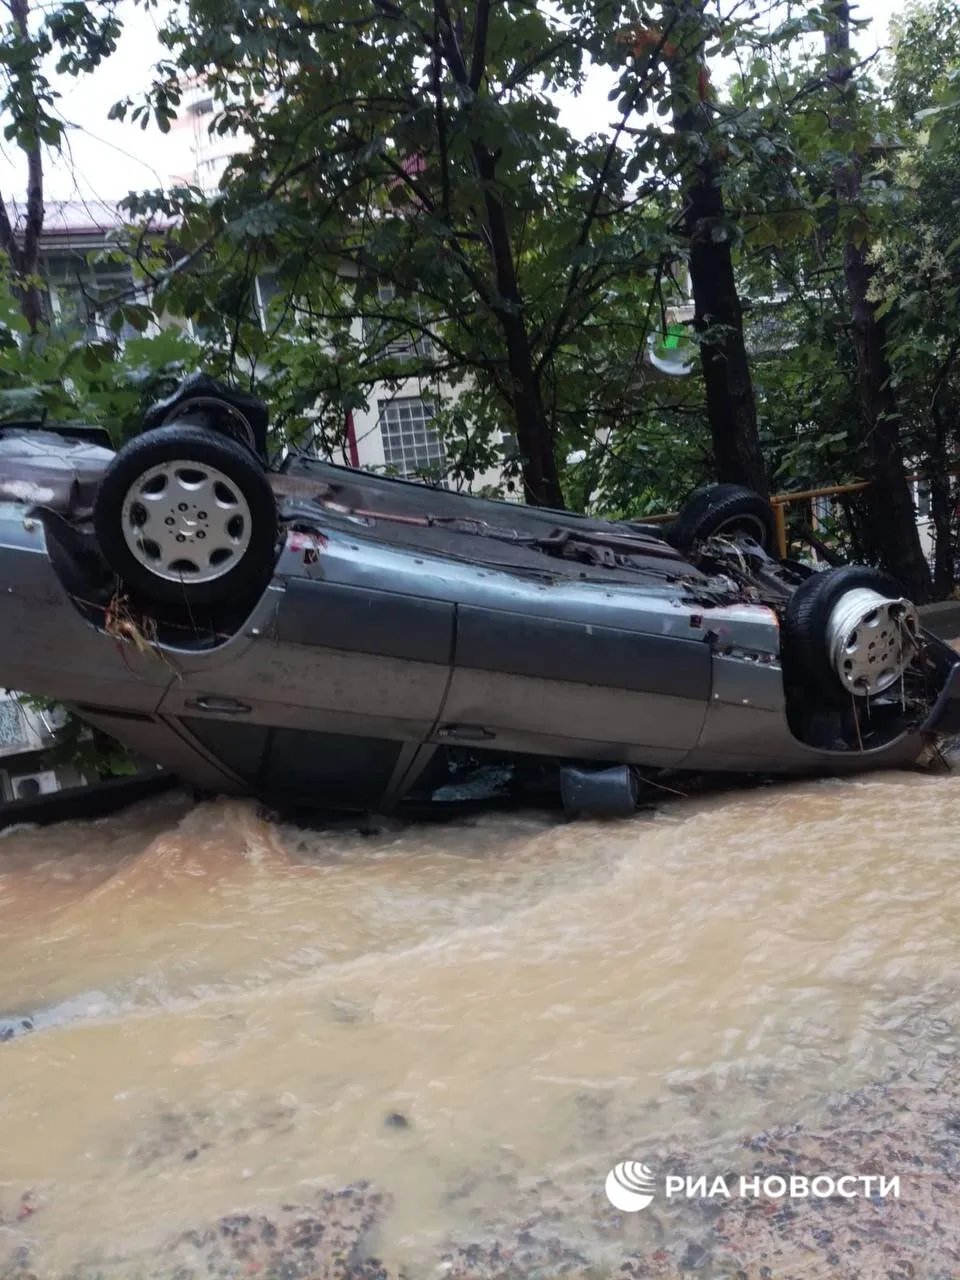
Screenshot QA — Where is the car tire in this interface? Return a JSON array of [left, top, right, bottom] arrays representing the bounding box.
[[94, 424, 278, 608], [783, 565, 909, 702], [667, 483, 777, 554]]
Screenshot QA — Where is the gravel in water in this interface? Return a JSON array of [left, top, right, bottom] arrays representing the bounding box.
[[1, 1072, 957, 1278]]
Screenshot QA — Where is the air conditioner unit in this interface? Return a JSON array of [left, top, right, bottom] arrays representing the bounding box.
[[9, 770, 60, 801]]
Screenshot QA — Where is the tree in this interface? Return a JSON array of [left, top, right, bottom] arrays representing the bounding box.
[[659, 0, 767, 495], [120, 0, 696, 507], [0, 0, 45, 331], [0, 262, 202, 434], [710, 0, 948, 592], [0, 0, 123, 330], [880, 0, 960, 596], [822, 0, 931, 598], [0, 0, 201, 433], [103, 0, 958, 591]]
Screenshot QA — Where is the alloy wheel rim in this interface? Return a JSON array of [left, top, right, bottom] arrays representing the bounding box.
[[120, 459, 252, 584], [826, 587, 919, 696]]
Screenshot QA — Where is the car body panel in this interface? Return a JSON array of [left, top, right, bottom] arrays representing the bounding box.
[[3, 429, 960, 814], [0, 511, 174, 711]]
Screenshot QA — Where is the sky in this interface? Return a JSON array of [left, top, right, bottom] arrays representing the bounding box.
[[0, 0, 902, 208]]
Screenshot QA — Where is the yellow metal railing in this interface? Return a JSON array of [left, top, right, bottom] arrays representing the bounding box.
[[769, 481, 872, 558]]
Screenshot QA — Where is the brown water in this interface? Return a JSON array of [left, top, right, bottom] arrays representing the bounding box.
[[1, 770, 959, 1277]]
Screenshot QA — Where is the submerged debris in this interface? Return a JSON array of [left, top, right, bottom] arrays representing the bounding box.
[[0, 1016, 34, 1042]]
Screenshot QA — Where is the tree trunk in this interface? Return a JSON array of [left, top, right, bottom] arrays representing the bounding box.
[[666, 0, 767, 497], [500, 319, 564, 508], [825, 1, 931, 600], [434, 0, 563, 508], [930, 397, 956, 598], [685, 175, 767, 495], [0, 0, 46, 333], [842, 242, 931, 597], [478, 176, 564, 508]]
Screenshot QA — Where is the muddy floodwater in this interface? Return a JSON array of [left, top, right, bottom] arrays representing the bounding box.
[[2, 770, 960, 1279]]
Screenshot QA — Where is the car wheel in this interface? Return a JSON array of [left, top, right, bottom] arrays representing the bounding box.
[[667, 483, 777, 554], [783, 565, 920, 702], [93, 424, 278, 607]]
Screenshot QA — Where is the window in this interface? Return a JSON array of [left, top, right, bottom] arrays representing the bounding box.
[[255, 271, 283, 327], [260, 729, 401, 807], [53, 282, 105, 341], [49, 262, 141, 342], [181, 718, 268, 781], [365, 281, 433, 359], [180, 718, 402, 807], [0, 699, 27, 752], [378, 397, 446, 481]]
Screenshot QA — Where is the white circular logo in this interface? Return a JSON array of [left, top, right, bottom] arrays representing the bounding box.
[[604, 1161, 656, 1212]]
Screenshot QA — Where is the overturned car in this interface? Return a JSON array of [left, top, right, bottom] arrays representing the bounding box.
[[1, 375, 959, 817]]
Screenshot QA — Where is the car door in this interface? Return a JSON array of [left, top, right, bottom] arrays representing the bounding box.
[[158, 574, 455, 807], [436, 601, 712, 767]]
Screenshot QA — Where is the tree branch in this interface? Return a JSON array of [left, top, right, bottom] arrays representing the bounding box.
[[468, 0, 490, 93], [500, 35, 574, 93], [375, 149, 497, 305], [536, 14, 681, 372]]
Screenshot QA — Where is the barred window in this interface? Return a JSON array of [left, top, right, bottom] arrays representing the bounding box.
[[378, 397, 445, 481], [0, 699, 27, 751], [366, 282, 433, 359], [50, 262, 140, 342]]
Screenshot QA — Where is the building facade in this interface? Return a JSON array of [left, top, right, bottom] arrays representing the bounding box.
[[0, 693, 87, 802], [7, 198, 502, 494]]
